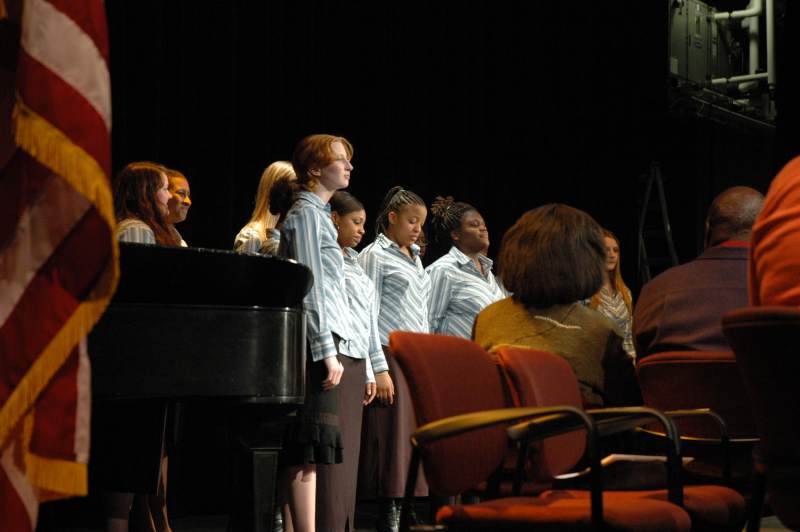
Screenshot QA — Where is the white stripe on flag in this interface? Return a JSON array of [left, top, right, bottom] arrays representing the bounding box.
[[74, 337, 91, 463], [1, 434, 39, 530], [0, 175, 90, 327], [21, 0, 111, 129]]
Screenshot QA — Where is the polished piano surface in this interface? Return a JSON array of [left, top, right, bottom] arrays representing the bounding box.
[[91, 243, 312, 402], [89, 243, 313, 532]]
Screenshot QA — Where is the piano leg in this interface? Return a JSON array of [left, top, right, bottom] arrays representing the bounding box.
[[229, 408, 294, 532]]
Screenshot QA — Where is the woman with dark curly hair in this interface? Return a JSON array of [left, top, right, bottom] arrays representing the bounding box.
[[473, 204, 639, 408], [425, 196, 506, 339]]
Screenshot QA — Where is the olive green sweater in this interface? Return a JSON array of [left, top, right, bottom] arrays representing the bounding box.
[[474, 297, 638, 407]]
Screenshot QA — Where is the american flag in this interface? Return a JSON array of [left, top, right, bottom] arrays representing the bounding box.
[[0, 0, 117, 529]]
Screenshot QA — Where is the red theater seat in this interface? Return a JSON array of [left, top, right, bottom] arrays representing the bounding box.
[[723, 306, 800, 532], [636, 350, 759, 486], [390, 332, 696, 531], [494, 346, 747, 532]]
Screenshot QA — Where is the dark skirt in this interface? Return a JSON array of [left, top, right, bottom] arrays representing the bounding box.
[[281, 348, 344, 466], [316, 355, 366, 532], [357, 348, 428, 499]]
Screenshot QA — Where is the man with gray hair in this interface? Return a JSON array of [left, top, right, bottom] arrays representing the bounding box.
[[634, 186, 764, 358]]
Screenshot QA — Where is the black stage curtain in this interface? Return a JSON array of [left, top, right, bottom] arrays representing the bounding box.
[[106, 0, 796, 291]]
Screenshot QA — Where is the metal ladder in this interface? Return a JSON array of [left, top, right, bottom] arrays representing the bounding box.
[[637, 162, 679, 285]]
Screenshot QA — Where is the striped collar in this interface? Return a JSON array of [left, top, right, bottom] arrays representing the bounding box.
[[343, 247, 359, 261], [447, 245, 493, 272], [375, 232, 421, 259], [295, 190, 331, 213]]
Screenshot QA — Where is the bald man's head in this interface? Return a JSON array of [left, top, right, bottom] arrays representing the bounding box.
[[705, 186, 764, 248]]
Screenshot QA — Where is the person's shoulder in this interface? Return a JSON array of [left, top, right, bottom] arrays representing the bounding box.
[[359, 240, 378, 256], [283, 199, 320, 227], [117, 217, 150, 230], [116, 218, 155, 244], [478, 296, 517, 321], [425, 253, 453, 274], [116, 218, 153, 236], [361, 239, 391, 260], [236, 224, 259, 238], [474, 297, 524, 340], [575, 303, 621, 333], [638, 260, 693, 298]]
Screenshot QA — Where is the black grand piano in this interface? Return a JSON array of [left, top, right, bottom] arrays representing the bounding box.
[[89, 243, 312, 532]]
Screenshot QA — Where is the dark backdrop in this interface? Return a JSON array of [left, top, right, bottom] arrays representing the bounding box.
[[106, 0, 797, 292]]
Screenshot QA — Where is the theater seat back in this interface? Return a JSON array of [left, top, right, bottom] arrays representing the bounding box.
[[494, 346, 586, 479], [636, 350, 757, 439], [389, 332, 510, 496], [723, 306, 800, 530]]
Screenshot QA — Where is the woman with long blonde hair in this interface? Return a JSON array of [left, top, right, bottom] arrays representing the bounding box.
[[590, 229, 636, 359], [234, 160, 296, 254]]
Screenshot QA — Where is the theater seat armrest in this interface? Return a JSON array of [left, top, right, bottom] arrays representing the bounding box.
[[664, 408, 729, 440], [412, 406, 591, 447], [662, 408, 731, 483], [586, 406, 684, 505]]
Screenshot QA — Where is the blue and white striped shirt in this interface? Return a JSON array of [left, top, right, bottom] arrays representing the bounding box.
[[116, 218, 155, 244], [343, 248, 388, 382], [281, 191, 355, 362], [233, 224, 281, 255], [358, 233, 431, 345], [426, 246, 508, 339]]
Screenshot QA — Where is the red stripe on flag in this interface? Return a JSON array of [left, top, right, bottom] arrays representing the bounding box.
[[1, 0, 114, 521], [0, 463, 33, 532], [0, 151, 53, 251], [45, 202, 112, 301], [0, 193, 110, 405], [30, 348, 79, 461], [47, 0, 110, 63], [0, 277, 79, 402], [17, 52, 111, 174]]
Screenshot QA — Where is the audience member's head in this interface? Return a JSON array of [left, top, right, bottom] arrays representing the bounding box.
[[429, 196, 488, 260], [499, 203, 605, 308], [113, 161, 179, 246], [705, 186, 764, 249], [164, 168, 192, 225]]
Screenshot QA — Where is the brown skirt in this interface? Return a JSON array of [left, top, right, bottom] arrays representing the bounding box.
[[357, 347, 428, 499], [316, 355, 366, 532]]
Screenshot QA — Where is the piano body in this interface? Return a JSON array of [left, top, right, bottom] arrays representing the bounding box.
[[90, 243, 312, 532]]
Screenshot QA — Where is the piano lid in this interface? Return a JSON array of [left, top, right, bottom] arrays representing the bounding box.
[[113, 243, 313, 308]]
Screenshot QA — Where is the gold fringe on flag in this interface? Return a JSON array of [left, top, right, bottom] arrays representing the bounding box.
[[12, 99, 120, 300], [12, 99, 116, 230], [18, 410, 87, 498], [0, 97, 118, 497], [27, 453, 88, 498]]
